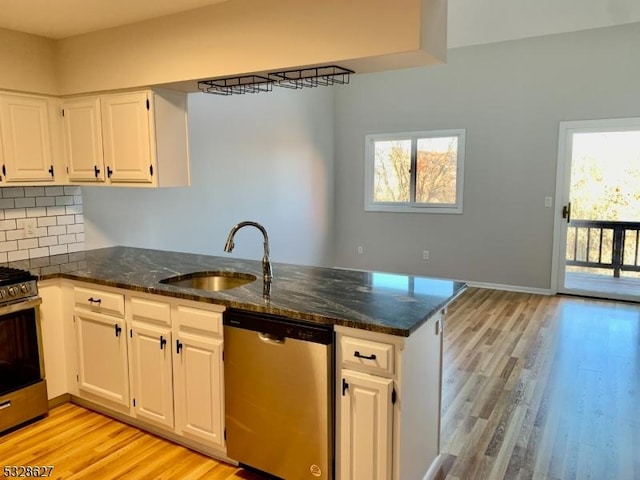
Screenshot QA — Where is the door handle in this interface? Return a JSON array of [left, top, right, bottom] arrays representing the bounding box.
[[160, 336, 167, 350], [176, 339, 183, 354], [258, 332, 285, 345], [115, 324, 122, 337], [562, 202, 571, 223]]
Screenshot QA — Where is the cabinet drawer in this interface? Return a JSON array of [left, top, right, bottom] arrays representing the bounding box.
[[74, 286, 124, 316], [174, 305, 222, 336], [341, 336, 394, 376], [131, 297, 171, 325]]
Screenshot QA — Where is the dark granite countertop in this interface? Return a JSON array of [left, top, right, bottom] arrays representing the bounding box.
[[12, 246, 466, 337]]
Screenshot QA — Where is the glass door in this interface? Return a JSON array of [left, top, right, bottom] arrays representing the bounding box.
[[555, 118, 640, 302]]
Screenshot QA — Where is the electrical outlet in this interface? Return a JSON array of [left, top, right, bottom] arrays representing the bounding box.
[[423, 250, 430, 260], [357, 246, 363, 255], [544, 196, 552, 207], [24, 218, 37, 237]]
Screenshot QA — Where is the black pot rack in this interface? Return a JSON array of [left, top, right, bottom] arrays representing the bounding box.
[[198, 65, 354, 96]]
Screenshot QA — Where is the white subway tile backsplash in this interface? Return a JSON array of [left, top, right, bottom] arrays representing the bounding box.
[[18, 238, 39, 250], [0, 187, 85, 261], [2, 187, 24, 198], [48, 226, 66, 236], [58, 234, 76, 244], [66, 205, 83, 215], [46, 206, 66, 216], [27, 207, 48, 218], [29, 247, 50, 258], [55, 196, 74, 206], [24, 187, 45, 197], [15, 197, 35, 208], [39, 236, 58, 247], [4, 208, 26, 220], [0, 241, 18, 252], [6, 230, 24, 241], [67, 224, 84, 234], [37, 217, 57, 227], [68, 242, 85, 253], [8, 250, 29, 261], [57, 215, 75, 226], [36, 197, 55, 207], [49, 245, 67, 255], [0, 220, 17, 231], [45, 187, 64, 197]]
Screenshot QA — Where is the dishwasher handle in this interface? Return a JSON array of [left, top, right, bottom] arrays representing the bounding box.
[[258, 332, 285, 344]]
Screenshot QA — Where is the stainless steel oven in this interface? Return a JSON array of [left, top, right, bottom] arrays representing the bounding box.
[[0, 267, 48, 434]]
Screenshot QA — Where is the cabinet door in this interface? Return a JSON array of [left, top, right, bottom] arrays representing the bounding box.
[[101, 92, 153, 184], [340, 370, 393, 480], [130, 323, 174, 429], [0, 94, 54, 182], [62, 97, 105, 182], [173, 332, 224, 448], [75, 311, 129, 407]]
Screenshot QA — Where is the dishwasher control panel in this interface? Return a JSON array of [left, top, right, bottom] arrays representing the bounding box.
[[224, 310, 333, 345]]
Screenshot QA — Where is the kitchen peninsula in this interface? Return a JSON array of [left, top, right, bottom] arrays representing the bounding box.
[[19, 247, 466, 480]]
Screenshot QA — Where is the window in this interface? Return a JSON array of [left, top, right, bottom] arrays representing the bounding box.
[[364, 129, 465, 213]]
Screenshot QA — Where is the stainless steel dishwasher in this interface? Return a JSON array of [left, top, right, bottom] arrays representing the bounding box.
[[224, 310, 334, 480]]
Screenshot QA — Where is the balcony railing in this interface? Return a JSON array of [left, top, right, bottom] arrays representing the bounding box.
[[566, 220, 640, 277]]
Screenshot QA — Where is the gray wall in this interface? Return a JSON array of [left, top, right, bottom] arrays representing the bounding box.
[[83, 87, 335, 266], [83, 23, 640, 290], [333, 23, 640, 289]]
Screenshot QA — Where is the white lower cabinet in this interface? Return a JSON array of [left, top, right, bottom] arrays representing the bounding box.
[[173, 304, 225, 449], [70, 283, 225, 454], [75, 310, 129, 407], [130, 322, 174, 428], [336, 312, 444, 480], [339, 370, 393, 480], [173, 331, 224, 446]]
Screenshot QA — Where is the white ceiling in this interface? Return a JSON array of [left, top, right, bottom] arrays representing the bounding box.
[[0, 0, 639, 45], [448, 0, 640, 48]]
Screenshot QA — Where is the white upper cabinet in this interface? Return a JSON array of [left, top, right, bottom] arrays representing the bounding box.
[[101, 91, 153, 184], [62, 89, 190, 188], [0, 93, 59, 183], [62, 96, 104, 182]]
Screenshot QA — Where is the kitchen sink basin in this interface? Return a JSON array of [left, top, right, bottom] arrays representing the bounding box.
[[160, 271, 257, 291]]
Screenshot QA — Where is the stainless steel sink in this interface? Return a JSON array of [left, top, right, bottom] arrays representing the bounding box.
[[160, 271, 257, 291]]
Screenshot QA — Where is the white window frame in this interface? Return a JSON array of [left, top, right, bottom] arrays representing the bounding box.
[[364, 129, 465, 214]]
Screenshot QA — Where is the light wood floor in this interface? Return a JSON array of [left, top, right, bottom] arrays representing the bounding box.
[[1, 288, 639, 479]]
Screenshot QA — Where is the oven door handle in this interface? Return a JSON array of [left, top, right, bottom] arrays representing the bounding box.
[[0, 297, 41, 316]]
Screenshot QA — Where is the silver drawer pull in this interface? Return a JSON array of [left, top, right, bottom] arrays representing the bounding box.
[[0, 401, 12, 410]]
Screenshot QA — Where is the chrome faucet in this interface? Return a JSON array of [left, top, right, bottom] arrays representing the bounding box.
[[224, 221, 273, 283]]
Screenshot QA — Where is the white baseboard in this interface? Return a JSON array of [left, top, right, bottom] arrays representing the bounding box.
[[465, 281, 553, 296], [424, 454, 444, 480]]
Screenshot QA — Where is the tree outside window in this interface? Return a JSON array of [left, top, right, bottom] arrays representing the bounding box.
[[365, 130, 465, 213]]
